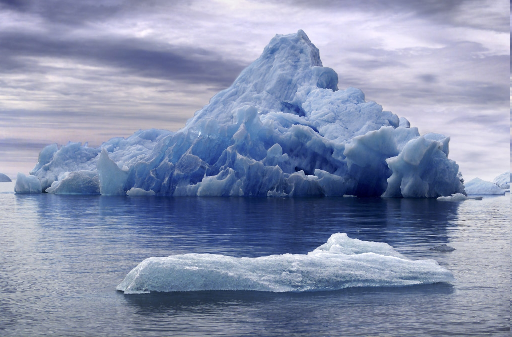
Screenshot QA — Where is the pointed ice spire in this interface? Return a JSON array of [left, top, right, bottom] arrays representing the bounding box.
[[187, 30, 338, 127]]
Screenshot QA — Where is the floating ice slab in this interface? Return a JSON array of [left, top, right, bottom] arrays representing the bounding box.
[[126, 187, 155, 196], [117, 233, 454, 294], [464, 178, 506, 195], [28, 31, 464, 198]]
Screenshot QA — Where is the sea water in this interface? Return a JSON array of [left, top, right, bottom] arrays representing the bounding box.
[[0, 182, 509, 336]]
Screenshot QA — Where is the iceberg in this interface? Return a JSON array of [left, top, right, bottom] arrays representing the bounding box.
[[492, 171, 510, 190], [0, 173, 11, 182], [27, 30, 464, 198], [14, 172, 42, 194], [464, 177, 506, 195], [116, 233, 454, 294]]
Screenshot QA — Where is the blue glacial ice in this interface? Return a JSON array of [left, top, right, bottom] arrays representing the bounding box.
[[116, 233, 454, 294], [27, 30, 464, 198], [464, 177, 506, 195], [14, 172, 42, 194]]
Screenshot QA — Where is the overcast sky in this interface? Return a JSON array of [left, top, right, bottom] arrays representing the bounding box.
[[0, 0, 509, 181]]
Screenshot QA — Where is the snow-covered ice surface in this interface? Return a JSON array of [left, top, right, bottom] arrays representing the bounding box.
[[464, 178, 506, 195], [27, 30, 464, 198], [0, 173, 11, 182], [117, 233, 453, 294]]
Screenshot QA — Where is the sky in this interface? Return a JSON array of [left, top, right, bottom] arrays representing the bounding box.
[[0, 0, 509, 182]]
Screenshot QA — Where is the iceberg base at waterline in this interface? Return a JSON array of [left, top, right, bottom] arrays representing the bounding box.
[[117, 233, 453, 294]]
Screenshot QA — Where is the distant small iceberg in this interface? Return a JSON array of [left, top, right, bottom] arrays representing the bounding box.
[[437, 193, 467, 201], [492, 171, 510, 190], [464, 178, 506, 195], [117, 233, 454, 294], [0, 173, 11, 182]]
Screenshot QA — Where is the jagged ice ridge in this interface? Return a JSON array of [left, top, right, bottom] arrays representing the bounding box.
[[23, 30, 465, 198]]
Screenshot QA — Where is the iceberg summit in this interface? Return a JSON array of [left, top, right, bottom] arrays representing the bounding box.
[[26, 30, 464, 197], [117, 233, 454, 294]]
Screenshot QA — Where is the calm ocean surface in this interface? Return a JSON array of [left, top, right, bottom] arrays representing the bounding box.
[[0, 181, 509, 336]]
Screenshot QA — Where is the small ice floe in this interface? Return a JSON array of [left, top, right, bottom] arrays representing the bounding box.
[[429, 244, 455, 252], [437, 193, 467, 201], [126, 187, 156, 196], [117, 233, 454, 294]]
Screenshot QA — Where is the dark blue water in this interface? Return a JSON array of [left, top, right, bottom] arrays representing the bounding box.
[[0, 183, 509, 336]]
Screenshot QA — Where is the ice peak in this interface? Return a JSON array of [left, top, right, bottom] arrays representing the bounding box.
[[264, 30, 322, 67], [187, 30, 338, 127]]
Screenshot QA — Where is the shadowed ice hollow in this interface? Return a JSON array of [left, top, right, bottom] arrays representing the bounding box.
[[25, 30, 464, 198]]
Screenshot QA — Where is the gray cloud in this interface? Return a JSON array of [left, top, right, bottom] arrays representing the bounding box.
[[0, 30, 246, 88], [417, 74, 438, 83], [0, 138, 53, 151], [448, 113, 510, 132], [0, 0, 191, 26], [260, 0, 508, 32], [347, 58, 407, 70]]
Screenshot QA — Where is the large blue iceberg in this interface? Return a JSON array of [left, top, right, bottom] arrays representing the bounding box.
[[27, 30, 464, 197], [116, 233, 454, 294]]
